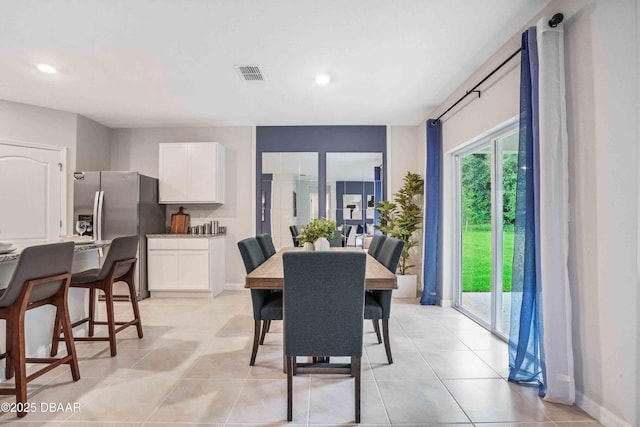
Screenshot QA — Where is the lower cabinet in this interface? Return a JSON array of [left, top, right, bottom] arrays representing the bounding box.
[[148, 236, 225, 295]]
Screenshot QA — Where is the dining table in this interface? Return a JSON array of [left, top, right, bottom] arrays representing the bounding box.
[[244, 246, 397, 290]]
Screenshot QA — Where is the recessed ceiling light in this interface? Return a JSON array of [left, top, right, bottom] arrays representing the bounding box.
[[36, 64, 57, 74], [315, 74, 331, 86]]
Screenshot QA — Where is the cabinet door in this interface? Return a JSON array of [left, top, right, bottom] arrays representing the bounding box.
[[159, 144, 189, 202], [188, 143, 216, 202], [148, 250, 180, 290], [179, 250, 210, 290]]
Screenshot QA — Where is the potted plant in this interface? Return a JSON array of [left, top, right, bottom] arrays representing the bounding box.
[[375, 172, 424, 298], [299, 218, 336, 251]]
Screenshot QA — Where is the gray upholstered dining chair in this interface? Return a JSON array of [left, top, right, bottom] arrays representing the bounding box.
[[0, 242, 79, 417], [283, 251, 366, 423], [328, 230, 343, 247], [289, 225, 300, 247], [256, 233, 276, 259], [51, 235, 141, 358], [365, 237, 404, 364], [367, 234, 386, 259], [237, 237, 283, 365]]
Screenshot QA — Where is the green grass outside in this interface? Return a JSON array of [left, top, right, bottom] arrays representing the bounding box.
[[461, 224, 514, 292]]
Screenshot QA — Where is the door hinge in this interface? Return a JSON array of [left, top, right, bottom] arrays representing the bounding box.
[[58, 163, 63, 171], [60, 220, 63, 228]]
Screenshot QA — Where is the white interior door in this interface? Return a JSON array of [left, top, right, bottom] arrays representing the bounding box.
[[0, 142, 65, 244]]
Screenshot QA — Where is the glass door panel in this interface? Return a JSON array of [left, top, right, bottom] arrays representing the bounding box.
[[459, 145, 492, 325]]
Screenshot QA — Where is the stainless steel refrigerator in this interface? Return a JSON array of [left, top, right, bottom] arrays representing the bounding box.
[[73, 171, 166, 299]]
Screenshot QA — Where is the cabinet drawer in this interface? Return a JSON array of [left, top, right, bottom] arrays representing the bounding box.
[[178, 238, 209, 250], [148, 239, 179, 250]]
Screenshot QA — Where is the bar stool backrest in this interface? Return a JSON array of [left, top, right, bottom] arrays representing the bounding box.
[[0, 242, 74, 307], [97, 235, 139, 281]]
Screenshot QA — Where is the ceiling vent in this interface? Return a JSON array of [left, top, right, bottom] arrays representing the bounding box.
[[235, 65, 264, 81]]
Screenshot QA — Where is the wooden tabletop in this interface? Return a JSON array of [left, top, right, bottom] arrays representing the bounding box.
[[245, 247, 397, 290]]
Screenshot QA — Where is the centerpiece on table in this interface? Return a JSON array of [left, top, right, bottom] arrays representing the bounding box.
[[375, 171, 424, 298], [298, 218, 337, 251]]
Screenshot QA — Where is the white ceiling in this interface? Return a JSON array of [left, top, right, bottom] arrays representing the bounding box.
[[0, 0, 549, 128]]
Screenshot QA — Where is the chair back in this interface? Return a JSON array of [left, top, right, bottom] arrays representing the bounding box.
[[98, 236, 139, 281], [328, 230, 343, 247], [237, 237, 266, 274], [256, 233, 276, 259], [0, 242, 75, 307], [289, 225, 299, 247], [367, 234, 386, 258], [283, 251, 366, 357], [376, 237, 404, 273]]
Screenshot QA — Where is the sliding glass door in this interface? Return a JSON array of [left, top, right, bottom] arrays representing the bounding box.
[[454, 123, 518, 338]]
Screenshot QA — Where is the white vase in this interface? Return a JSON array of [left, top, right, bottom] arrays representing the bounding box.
[[314, 237, 330, 251], [303, 242, 315, 251], [394, 274, 417, 298]]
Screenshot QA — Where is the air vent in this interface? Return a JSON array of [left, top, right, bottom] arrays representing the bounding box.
[[235, 65, 264, 81]]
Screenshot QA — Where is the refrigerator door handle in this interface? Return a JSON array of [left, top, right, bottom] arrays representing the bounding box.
[[97, 190, 105, 257], [92, 191, 100, 240]]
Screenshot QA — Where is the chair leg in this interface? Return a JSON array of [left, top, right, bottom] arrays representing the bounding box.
[[59, 302, 81, 381], [353, 356, 361, 423], [250, 320, 260, 366], [259, 320, 269, 345], [372, 319, 382, 344], [104, 288, 117, 357], [13, 312, 27, 418], [88, 288, 96, 337], [127, 279, 144, 338], [5, 318, 13, 379], [382, 319, 393, 364], [266, 319, 272, 333], [287, 356, 293, 422], [49, 305, 62, 357]]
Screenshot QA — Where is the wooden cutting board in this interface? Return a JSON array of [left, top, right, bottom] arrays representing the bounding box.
[[170, 207, 190, 234]]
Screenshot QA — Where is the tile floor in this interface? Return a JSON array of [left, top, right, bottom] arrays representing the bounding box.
[[0, 291, 599, 426]]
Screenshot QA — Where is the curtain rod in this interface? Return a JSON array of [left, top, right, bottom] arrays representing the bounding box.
[[432, 13, 564, 123]]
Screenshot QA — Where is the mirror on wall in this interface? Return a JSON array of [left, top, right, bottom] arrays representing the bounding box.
[[261, 152, 318, 249], [326, 152, 383, 247]]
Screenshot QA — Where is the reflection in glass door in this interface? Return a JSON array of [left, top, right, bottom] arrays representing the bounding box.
[[455, 125, 518, 338]]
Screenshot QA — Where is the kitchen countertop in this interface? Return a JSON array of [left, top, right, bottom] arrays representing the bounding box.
[[0, 240, 111, 263], [146, 232, 226, 238]]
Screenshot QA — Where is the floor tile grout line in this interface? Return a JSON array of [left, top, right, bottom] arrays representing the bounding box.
[[366, 350, 392, 426], [222, 358, 252, 426]]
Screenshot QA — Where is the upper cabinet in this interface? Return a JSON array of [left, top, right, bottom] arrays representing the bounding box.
[[159, 142, 225, 204]]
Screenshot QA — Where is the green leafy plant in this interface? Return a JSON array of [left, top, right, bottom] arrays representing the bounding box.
[[299, 218, 336, 244], [375, 172, 424, 275]]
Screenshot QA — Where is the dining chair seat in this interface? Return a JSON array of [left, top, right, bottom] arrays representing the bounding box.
[[260, 293, 284, 319], [68, 268, 101, 284], [364, 293, 383, 318]]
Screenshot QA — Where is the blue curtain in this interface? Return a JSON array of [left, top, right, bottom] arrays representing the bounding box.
[[421, 119, 441, 305], [508, 27, 544, 393]]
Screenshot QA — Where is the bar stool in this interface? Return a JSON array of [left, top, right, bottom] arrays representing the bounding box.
[[0, 242, 79, 418], [51, 235, 141, 358]]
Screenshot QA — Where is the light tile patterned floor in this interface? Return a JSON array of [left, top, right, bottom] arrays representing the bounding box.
[[0, 291, 599, 426]]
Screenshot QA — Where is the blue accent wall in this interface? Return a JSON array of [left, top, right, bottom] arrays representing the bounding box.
[[256, 126, 387, 233]]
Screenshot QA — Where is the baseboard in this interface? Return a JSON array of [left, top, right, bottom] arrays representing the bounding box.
[[224, 282, 247, 291], [439, 298, 453, 308], [576, 391, 633, 427]]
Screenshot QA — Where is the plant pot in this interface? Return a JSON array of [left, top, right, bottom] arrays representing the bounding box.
[[314, 237, 330, 251], [393, 274, 417, 298], [303, 242, 315, 251]]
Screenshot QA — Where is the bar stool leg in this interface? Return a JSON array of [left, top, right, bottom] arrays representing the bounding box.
[[126, 278, 143, 339], [104, 287, 117, 357], [58, 300, 80, 381], [88, 288, 96, 337], [49, 306, 62, 357], [5, 318, 13, 379], [13, 310, 27, 418]]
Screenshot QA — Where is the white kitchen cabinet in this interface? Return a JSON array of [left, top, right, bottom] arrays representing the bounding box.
[[147, 236, 226, 295], [159, 142, 225, 204]]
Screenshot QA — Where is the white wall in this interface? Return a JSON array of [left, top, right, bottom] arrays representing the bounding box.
[[421, 0, 638, 425], [388, 125, 424, 282], [0, 99, 78, 232], [76, 115, 111, 171], [110, 126, 254, 286]]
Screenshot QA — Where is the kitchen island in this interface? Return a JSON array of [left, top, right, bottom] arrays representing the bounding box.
[[0, 241, 110, 380]]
